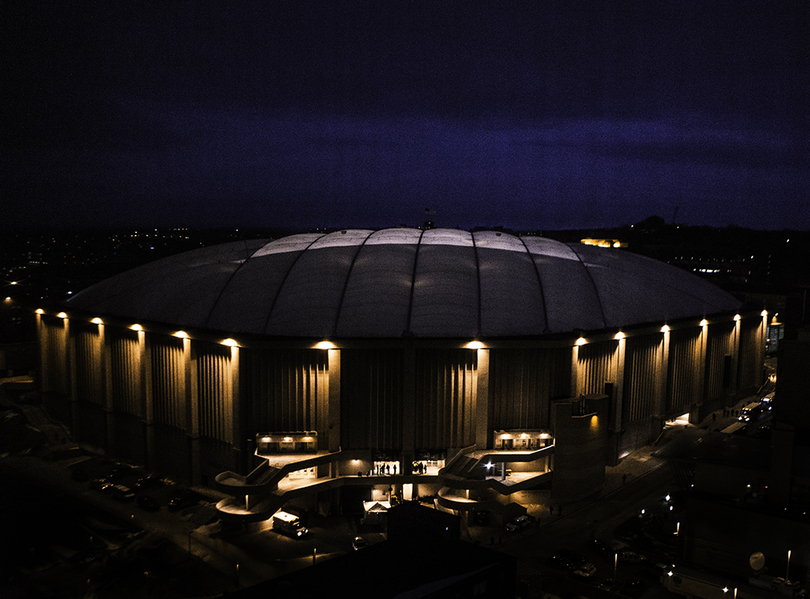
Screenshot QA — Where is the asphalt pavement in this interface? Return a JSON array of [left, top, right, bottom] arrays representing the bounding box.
[[0, 388, 764, 597]]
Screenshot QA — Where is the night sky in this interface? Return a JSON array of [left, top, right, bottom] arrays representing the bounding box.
[[4, 1, 808, 231]]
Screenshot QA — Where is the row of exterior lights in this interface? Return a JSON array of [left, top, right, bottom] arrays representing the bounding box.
[[35, 309, 240, 348], [573, 313, 757, 347]]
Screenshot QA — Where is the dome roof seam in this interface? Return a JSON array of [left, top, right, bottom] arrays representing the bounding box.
[[261, 232, 326, 335], [567, 242, 608, 329], [404, 228, 427, 336], [332, 230, 375, 338], [516, 235, 550, 334], [202, 239, 272, 330]]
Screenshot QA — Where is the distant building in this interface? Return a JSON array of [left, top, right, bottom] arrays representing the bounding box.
[[37, 228, 765, 521]]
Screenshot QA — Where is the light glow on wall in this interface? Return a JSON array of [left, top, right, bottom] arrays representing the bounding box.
[[734, 314, 741, 321], [614, 331, 625, 340], [221, 338, 239, 347], [660, 325, 670, 333], [90, 318, 103, 324], [465, 341, 485, 349], [173, 330, 189, 339], [700, 319, 708, 327], [314, 340, 336, 350], [56, 312, 68, 319], [130, 323, 143, 331], [576, 337, 587, 346], [35, 308, 44, 314]]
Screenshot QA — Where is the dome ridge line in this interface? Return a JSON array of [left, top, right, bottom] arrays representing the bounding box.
[[202, 239, 273, 330], [516, 234, 550, 334], [567, 242, 608, 329], [405, 228, 427, 336], [332, 229, 376, 338], [261, 232, 327, 335]]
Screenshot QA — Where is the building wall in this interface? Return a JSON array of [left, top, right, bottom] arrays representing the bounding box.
[[341, 348, 404, 450], [489, 347, 569, 431], [668, 328, 702, 414], [705, 322, 734, 401], [241, 348, 326, 435], [414, 348, 477, 451], [36, 309, 763, 490], [552, 394, 609, 502]]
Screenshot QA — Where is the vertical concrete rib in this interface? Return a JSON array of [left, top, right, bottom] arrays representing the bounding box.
[[517, 235, 550, 333], [332, 230, 375, 338], [404, 229, 427, 335]]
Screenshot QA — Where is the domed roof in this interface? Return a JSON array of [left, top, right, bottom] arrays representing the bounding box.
[[67, 228, 740, 338]]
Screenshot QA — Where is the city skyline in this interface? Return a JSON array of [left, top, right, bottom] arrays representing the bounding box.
[[4, 1, 808, 231]]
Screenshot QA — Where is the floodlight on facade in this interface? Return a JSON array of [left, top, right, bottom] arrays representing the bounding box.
[[130, 324, 143, 331], [173, 330, 189, 339], [90, 318, 103, 324], [314, 341, 335, 350], [56, 312, 68, 319], [221, 338, 239, 347]]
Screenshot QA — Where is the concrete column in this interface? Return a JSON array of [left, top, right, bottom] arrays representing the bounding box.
[[62, 317, 78, 432], [474, 348, 490, 449], [327, 349, 341, 452], [655, 327, 670, 420], [571, 343, 580, 397], [142, 333, 155, 468], [697, 320, 709, 402], [613, 336, 626, 431], [186, 338, 201, 484], [228, 344, 244, 471], [731, 315, 741, 395], [101, 325, 115, 454], [35, 311, 47, 392], [402, 343, 416, 468]]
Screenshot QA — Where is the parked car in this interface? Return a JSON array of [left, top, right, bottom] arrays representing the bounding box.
[[107, 463, 134, 481], [505, 514, 535, 532], [136, 495, 161, 512], [352, 536, 368, 550], [105, 484, 135, 502], [472, 510, 490, 525], [90, 478, 113, 492], [619, 550, 647, 563], [167, 491, 198, 512], [546, 554, 575, 571], [556, 548, 587, 568], [572, 562, 598, 579], [134, 473, 163, 491]]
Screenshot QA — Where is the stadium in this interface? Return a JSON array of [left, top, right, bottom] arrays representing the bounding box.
[[37, 228, 765, 522]]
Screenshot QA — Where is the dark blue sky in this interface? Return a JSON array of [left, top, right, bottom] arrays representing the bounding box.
[[4, 1, 808, 230]]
